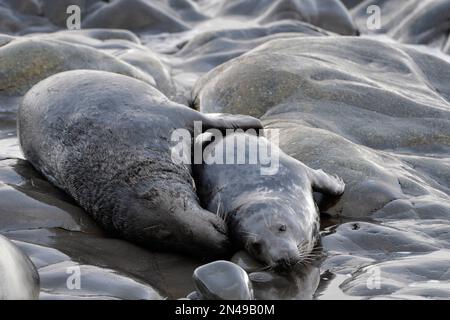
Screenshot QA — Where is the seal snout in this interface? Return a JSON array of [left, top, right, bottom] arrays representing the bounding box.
[[269, 242, 303, 270]]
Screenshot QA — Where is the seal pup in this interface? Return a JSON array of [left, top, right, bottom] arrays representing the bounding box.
[[18, 70, 262, 257], [195, 132, 345, 269], [0, 235, 40, 300]]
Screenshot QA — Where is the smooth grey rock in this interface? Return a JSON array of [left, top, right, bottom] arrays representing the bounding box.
[[0, 158, 101, 234], [1, 0, 450, 302], [0, 235, 40, 300], [321, 222, 438, 258], [83, 0, 191, 32], [217, 0, 357, 35], [39, 261, 164, 300], [193, 260, 254, 300], [194, 36, 450, 219], [340, 250, 450, 298], [0, 37, 155, 97], [352, 0, 450, 54]]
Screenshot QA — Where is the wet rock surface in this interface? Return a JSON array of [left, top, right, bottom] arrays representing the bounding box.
[[193, 260, 254, 300], [194, 36, 450, 219], [0, 0, 449, 299], [351, 0, 450, 54], [0, 235, 40, 299]]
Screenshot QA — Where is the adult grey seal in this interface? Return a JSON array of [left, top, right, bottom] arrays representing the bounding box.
[[195, 132, 345, 269], [18, 70, 262, 257], [0, 235, 40, 300]]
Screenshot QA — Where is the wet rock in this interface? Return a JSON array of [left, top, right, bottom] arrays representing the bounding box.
[[1, 0, 43, 17], [352, 0, 450, 54], [193, 260, 254, 300], [382, 219, 450, 246], [48, 28, 141, 44], [117, 48, 175, 99], [340, 250, 450, 299], [0, 158, 101, 233], [0, 37, 155, 97], [28, 30, 175, 98], [319, 254, 375, 275], [341, 0, 364, 9], [216, 0, 357, 35], [318, 218, 450, 299], [0, 235, 40, 300], [0, 0, 449, 302], [195, 36, 450, 126], [249, 264, 321, 300], [178, 20, 328, 61], [173, 20, 330, 99], [82, 0, 191, 33], [321, 222, 439, 258], [0, 1, 52, 34], [14, 241, 70, 269], [39, 261, 163, 300], [194, 36, 450, 218], [14, 238, 164, 300], [38, 0, 102, 28], [6, 228, 201, 299], [178, 25, 329, 77]]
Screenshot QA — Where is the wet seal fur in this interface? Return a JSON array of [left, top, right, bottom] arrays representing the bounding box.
[[18, 70, 262, 258], [195, 132, 345, 269]]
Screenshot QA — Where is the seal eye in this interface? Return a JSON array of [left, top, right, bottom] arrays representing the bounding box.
[[279, 224, 287, 232]]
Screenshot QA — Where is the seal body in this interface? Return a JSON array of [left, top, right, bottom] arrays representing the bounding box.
[[195, 132, 345, 268], [18, 70, 262, 257], [0, 235, 40, 300]]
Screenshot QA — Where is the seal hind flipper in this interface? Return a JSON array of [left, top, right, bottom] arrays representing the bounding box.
[[309, 169, 345, 196]]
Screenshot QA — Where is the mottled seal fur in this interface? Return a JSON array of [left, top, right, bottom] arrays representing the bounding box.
[[195, 132, 345, 268], [18, 70, 262, 257]]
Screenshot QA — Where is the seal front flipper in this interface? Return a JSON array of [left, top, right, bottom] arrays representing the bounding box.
[[202, 113, 263, 132], [308, 169, 345, 196]]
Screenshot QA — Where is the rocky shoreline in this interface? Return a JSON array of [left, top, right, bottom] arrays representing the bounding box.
[[1, 0, 449, 300]]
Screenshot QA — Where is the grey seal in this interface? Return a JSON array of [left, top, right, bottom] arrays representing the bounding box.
[[195, 132, 345, 269], [18, 70, 262, 258], [0, 235, 40, 300]]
